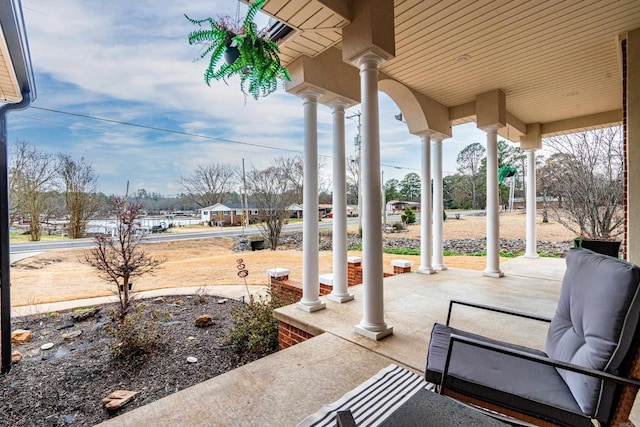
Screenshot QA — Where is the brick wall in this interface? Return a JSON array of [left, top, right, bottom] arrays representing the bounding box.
[[278, 321, 315, 350], [348, 260, 363, 286], [393, 265, 412, 274]]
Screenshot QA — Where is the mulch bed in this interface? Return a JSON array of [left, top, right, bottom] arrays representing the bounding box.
[[0, 293, 268, 426]]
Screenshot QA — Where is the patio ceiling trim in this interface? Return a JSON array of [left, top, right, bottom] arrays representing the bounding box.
[[0, 0, 36, 103], [267, 0, 640, 140]]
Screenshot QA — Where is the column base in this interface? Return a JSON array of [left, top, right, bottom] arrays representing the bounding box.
[[296, 301, 327, 312], [483, 269, 504, 278], [433, 264, 448, 271], [524, 253, 539, 259], [416, 267, 435, 275], [354, 323, 393, 340], [327, 293, 354, 303]]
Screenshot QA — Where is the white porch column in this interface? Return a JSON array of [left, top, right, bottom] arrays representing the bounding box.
[[297, 89, 326, 312], [484, 127, 504, 277], [524, 148, 539, 258], [354, 54, 393, 340], [432, 135, 447, 270], [328, 99, 354, 303], [418, 133, 434, 274]]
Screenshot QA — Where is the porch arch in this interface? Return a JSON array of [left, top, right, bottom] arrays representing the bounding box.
[[378, 78, 451, 138]]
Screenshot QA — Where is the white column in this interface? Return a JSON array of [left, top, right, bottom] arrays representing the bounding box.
[[432, 136, 447, 270], [328, 99, 354, 303], [297, 89, 326, 312], [484, 127, 504, 277], [418, 133, 434, 274], [354, 54, 393, 340], [524, 148, 539, 258]]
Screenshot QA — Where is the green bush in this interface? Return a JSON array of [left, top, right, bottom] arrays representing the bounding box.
[[226, 291, 291, 356], [400, 206, 416, 225], [105, 306, 167, 365]]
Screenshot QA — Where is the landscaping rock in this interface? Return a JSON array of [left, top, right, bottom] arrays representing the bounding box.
[[195, 314, 213, 328], [102, 390, 139, 411], [62, 330, 83, 340], [11, 329, 32, 344], [11, 351, 22, 363], [71, 307, 101, 321], [57, 323, 75, 330]]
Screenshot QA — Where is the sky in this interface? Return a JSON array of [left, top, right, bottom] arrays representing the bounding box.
[[8, 0, 493, 196]]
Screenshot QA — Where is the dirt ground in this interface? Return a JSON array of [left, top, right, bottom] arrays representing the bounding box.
[[10, 211, 575, 307]]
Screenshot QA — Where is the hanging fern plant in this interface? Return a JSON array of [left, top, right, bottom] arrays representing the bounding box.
[[186, 0, 291, 100]]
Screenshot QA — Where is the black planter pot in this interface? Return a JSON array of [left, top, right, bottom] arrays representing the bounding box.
[[223, 45, 240, 65], [574, 238, 621, 258]]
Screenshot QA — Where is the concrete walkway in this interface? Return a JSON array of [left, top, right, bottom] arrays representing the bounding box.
[[12, 285, 268, 317]]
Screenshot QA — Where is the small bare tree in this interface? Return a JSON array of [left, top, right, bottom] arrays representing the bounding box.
[[58, 154, 100, 238], [180, 163, 236, 208], [84, 197, 165, 320], [246, 162, 297, 250]]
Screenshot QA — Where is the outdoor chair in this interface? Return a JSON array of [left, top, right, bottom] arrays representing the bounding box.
[[425, 248, 640, 426]]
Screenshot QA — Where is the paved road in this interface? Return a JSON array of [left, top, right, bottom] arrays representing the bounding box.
[[9, 219, 358, 254]]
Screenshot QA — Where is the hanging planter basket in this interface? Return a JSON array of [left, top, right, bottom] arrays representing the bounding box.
[[223, 41, 240, 65], [186, 0, 290, 100]]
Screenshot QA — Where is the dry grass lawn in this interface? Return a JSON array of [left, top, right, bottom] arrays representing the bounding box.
[[11, 211, 574, 307]]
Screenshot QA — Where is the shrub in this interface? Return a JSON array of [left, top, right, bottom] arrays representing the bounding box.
[[391, 221, 404, 231], [400, 206, 416, 225], [226, 291, 291, 356], [105, 306, 167, 365]]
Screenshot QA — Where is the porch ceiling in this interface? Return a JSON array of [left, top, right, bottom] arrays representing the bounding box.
[[263, 0, 640, 136], [0, 0, 36, 104]]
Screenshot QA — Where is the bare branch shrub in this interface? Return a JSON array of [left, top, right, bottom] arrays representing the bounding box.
[[84, 197, 165, 320]]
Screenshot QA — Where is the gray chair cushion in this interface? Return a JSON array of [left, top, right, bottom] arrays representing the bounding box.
[[426, 324, 593, 426], [545, 248, 640, 419]]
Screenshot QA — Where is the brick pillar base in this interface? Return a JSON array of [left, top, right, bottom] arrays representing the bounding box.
[[278, 321, 315, 350], [347, 257, 363, 286]]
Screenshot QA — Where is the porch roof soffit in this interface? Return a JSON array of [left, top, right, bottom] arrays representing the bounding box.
[[0, 0, 36, 103], [268, 1, 639, 140], [285, 47, 360, 107]]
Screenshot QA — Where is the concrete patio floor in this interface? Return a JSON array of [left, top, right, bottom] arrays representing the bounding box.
[[97, 256, 640, 426]]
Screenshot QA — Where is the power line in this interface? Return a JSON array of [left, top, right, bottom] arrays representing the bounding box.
[[27, 106, 417, 172], [30, 106, 303, 154]]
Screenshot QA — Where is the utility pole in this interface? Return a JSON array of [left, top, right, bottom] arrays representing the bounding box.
[[347, 111, 362, 231], [242, 158, 249, 236]]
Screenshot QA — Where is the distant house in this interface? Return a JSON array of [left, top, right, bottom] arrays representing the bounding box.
[[511, 196, 560, 210], [385, 200, 420, 214], [287, 203, 303, 218], [200, 203, 259, 226]]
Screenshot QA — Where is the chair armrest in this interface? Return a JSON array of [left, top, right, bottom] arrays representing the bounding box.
[[440, 333, 640, 395], [446, 300, 553, 326]]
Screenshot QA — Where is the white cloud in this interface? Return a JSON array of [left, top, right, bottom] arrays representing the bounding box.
[[14, 0, 492, 195]]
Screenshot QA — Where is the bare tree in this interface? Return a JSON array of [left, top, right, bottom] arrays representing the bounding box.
[[84, 198, 165, 320], [456, 142, 486, 209], [180, 163, 236, 208], [9, 141, 59, 241], [58, 154, 100, 238], [274, 156, 303, 203], [543, 127, 624, 239], [246, 162, 297, 250], [346, 153, 360, 205]]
